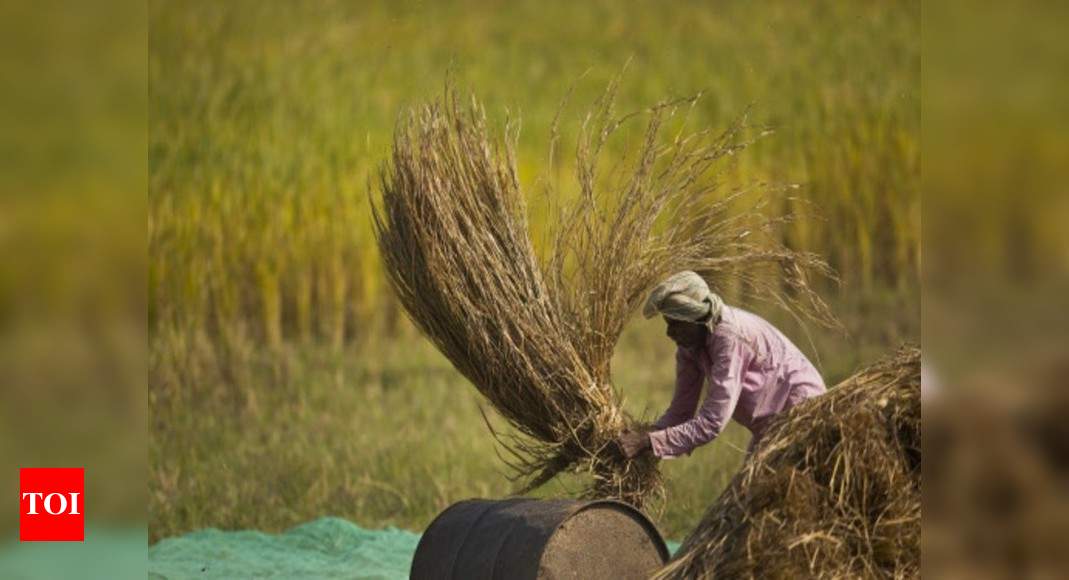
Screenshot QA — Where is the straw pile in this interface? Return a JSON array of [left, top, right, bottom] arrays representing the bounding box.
[[372, 82, 836, 507], [656, 345, 921, 579]]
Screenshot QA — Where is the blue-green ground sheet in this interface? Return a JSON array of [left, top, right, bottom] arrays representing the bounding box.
[[149, 517, 681, 579]]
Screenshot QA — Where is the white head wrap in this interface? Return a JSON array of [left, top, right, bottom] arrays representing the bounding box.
[[642, 271, 724, 324]]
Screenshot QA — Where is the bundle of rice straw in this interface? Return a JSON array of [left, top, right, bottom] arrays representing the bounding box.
[[655, 345, 921, 579], [372, 80, 837, 507]]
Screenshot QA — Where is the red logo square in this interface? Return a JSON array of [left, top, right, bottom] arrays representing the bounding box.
[[19, 468, 84, 542]]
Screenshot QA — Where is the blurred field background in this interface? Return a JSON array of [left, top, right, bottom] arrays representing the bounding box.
[[923, 3, 1069, 575], [149, 0, 920, 543], [0, 0, 146, 577]]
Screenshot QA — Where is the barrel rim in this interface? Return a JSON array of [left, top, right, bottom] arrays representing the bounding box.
[[559, 499, 671, 565]]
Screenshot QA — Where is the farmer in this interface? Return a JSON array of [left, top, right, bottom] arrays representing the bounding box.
[[617, 271, 826, 460]]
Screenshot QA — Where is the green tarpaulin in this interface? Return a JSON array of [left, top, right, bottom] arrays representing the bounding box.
[[149, 517, 681, 579]]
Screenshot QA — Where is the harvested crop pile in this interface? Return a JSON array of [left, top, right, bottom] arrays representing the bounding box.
[[656, 345, 921, 579], [372, 81, 836, 507]]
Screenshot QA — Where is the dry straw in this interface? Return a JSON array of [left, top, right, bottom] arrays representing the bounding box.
[[372, 79, 838, 507], [655, 345, 921, 579]]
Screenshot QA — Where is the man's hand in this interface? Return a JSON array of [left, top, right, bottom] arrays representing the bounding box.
[[618, 429, 652, 459]]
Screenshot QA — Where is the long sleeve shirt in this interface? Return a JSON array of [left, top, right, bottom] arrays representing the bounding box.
[[647, 306, 826, 458]]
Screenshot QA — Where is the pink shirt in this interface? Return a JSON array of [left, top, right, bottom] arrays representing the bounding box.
[[648, 306, 826, 458]]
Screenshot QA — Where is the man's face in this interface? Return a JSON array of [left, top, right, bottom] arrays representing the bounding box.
[[665, 317, 708, 348]]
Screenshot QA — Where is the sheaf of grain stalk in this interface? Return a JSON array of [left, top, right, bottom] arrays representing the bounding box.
[[654, 345, 921, 579], [371, 80, 837, 508]]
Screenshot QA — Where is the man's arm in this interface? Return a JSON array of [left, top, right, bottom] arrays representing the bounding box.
[[647, 333, 748, 458], [651, 347, 704, 430]]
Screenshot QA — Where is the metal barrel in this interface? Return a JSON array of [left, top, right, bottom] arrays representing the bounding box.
[[410, 498, 670, 580]]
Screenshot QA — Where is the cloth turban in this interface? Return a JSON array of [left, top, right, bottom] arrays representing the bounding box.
[[642, 271, 723, 323]]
